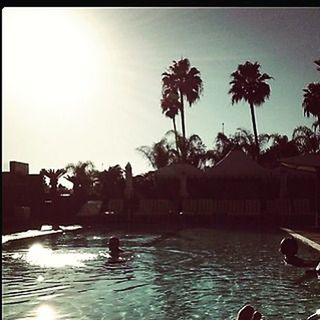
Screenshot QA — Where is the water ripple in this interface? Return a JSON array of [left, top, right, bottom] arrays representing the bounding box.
[[2, 228, 320, 320]]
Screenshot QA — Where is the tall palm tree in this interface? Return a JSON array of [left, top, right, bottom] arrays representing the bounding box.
[[229, 61, 273, 158], [161, 92, 181, 157], [302, 82, 320, 123], [161, 58, 203, 149], [41, 168, 66, 198]]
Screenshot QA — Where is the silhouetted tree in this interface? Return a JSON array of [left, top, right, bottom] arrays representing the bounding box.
[[312, 119, 320, 132], [292, 125, 320, 154], [65, 161, 95, 199], [235, 128, 269, 158], [175, 133, 208, 168], [212, 128, 269, 162], [137, 131, 211, 170], [97, 165, 125, 199], [260, 133, 299, 168], [40, 168, 66, 198], [161, 92, 181, 157], [137, 137, 177, 170], [229, 61, 273, 158], [302, 82, 320, 123], [314, 59, 320, 72], [161, 58, 203, 158], [133, 171, 157, 198]]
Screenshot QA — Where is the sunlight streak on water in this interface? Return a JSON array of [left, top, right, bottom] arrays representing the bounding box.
[[23, 243, 97, 268], [2, 228, 320, 320], [35, 304, 57, 320]]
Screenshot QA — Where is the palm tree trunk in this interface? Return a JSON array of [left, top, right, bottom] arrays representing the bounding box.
[[172, 116, 180, 159], [249, 103, 260, 159], [179, 89, 186, 140], [179, 89, 186, 161]]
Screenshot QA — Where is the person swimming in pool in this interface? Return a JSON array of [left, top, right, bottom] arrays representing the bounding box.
[[279, 237, 320, 284], [235, 304, 320, 320], [279, 237, 319, 268], [108, 236, 124, 260], [236, 304, 262, 320]]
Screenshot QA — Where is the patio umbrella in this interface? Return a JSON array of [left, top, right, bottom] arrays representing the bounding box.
[[124, 162, 133, 200], [280, 155, 320, 228]]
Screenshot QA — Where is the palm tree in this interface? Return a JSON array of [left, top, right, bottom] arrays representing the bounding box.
[[260, 133, 299, 168], [213, 132, 235, 160], [236, 128, 269, 158], [41, 168, 66, 198], [65, 161, 96, 198], [312, 119, 320, 133], [161, 58, 203, 152], [302, 82, 320, 123], [137, 131, 209, 170], [161, 92, 181, 157], [136, 137, 177, 170], [292, 125, 320, 154], [173, 132, 208, 168], [97, 165, 125, 199], [315, 59, 320, 72], [229, 61, 273, 158], [212, 128, 269, 162]]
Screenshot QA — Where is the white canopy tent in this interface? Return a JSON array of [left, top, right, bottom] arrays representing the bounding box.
[[155, 163, 203, 179], [155, 163, 203, 198], [205, 149, 269, 178]]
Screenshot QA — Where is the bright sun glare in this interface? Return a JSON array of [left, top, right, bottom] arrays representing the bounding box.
[[25, 243, 97, 268], [3, 8, 103, 115], [35, 304, 56, 320]]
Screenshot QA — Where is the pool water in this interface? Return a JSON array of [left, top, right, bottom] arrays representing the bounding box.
[[2, 226, 319, 320]]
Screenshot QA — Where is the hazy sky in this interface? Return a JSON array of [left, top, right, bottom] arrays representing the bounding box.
[[3, 7, 320, 181]]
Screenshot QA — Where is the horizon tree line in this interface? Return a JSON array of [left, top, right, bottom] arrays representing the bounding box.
[[42, 57, 319, 197], [41, 120, 319, 197]]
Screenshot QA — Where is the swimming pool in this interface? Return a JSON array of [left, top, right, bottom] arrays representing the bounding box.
[[2, 226, 319, 320]]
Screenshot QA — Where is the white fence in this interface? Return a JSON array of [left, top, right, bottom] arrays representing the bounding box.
[[104, 198, 312, 218]]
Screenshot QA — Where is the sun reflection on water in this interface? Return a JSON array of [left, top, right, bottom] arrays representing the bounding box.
[[25, 243, 97, 268], [35, 304, 56, 320]]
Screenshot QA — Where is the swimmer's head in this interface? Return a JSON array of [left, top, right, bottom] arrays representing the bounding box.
[[237, 304, 255, 320], [279, 237, 298, 256], [108, 236, 120, 251]]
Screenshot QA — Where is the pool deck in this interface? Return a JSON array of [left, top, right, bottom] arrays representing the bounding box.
[[281, 227, 320, 252]]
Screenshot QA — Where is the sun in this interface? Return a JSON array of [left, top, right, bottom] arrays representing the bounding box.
[[3, 8, 103, 115]]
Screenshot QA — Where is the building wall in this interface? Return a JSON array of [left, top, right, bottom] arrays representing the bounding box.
[[2, 162, 45, 227]]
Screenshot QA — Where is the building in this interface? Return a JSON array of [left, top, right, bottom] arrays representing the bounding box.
[[2, 161, 45, 231]]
